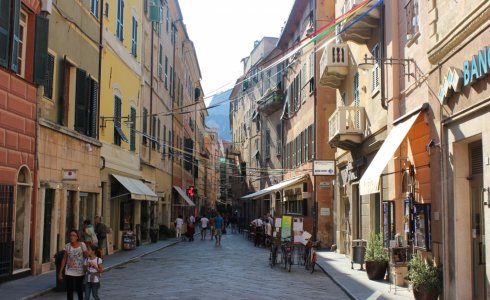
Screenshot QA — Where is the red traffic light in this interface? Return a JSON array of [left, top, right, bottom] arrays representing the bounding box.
[[186, 186, 195, 197]]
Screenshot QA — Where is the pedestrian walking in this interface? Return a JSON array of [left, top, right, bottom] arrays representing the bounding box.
[[83, 220, 98, 248], [58, 229, 87, 300], [94, 216, 108, 257], [175, 215, 184, 239], [214, 212, 224, 246], [230, 213, 238, 234], [185, 219, 195, 241], [200, 216, 209, 240], [189, 214, 195, 224], [208, 215, 215, 241], [84, 245, 104, 300]]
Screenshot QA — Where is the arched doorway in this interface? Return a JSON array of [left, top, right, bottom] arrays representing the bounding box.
[[13, 166, 32, 273]]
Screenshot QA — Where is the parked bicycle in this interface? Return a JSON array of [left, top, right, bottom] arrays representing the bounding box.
[[269, 237, 281, 268], [304, 239, 320, 273], [280, 236, 292, 272]]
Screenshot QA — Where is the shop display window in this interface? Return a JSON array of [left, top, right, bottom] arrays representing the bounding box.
[[383, 201, 395, 248], [413, 203, 431, 250]]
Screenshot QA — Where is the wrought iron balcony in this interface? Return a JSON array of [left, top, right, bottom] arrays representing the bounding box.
[[258, 88, 284, 115], [337, 0, 381, 44], [320, 43, 349, 88], [328, 106, 365, 150]]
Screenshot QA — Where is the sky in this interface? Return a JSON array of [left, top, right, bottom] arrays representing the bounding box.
[[178, 0, 295, 104]]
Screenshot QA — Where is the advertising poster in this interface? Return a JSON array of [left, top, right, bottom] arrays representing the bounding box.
[[293, 217, 304, 243], [281, 215, 292, 240]]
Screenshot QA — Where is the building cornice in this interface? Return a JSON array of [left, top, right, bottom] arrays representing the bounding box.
[[39, 118, 102, 146], [427, 1, 490, 64]]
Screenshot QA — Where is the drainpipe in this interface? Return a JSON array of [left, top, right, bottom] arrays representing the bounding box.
[[97, 0, 104, 139], [313, 0, 318, 243], [149, 24, 154, 163], [380, 2, 387, 110]]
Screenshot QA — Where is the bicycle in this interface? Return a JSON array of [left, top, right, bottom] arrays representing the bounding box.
[[280, 237, 292, 272], [304, 240, 320, 273], [269, 237, 280, 268]]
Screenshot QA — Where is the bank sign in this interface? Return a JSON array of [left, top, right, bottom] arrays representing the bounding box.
[[438, 45, 490, 104]]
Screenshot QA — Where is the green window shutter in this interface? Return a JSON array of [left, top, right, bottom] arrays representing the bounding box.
[[34, 15, 49, 85], [162, 125, 166, 155], [142, 107, 147, 145], [157, 118, 161, 150], [10, 0, 20, 73], [75, 68, 88, 134], [0, 0, 11, 68], [89, 79, 98, 138], [311, 124, 315, 159], [43, 53, 54, 99], [130, 107, 136, 151]]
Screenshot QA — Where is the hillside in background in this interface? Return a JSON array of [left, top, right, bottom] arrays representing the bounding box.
[[206, 89, 232, 141]]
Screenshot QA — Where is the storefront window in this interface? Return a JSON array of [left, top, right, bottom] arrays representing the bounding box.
[[120, 201, 134, 231], [382, 201, 395, 248]]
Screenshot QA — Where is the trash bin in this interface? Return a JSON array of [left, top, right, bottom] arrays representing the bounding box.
[[54, 250, 66, 292], [351, 239, 366, 270]]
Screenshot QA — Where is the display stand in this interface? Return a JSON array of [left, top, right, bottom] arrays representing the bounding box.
[[123, 231, 136, 250], [389, 246, 409, 293]]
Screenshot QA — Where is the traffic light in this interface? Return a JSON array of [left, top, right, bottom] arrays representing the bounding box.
[[186, 186, 196, 198]]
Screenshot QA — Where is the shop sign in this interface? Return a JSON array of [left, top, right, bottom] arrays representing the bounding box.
[[319, 181, 330, 188], [438, 45, 490, 104], [313, 160, 335, 176]]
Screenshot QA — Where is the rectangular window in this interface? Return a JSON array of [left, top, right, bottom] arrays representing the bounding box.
[[157, 118, 161, 150], [371, 44, 380, 94], [265, 129, 271, 159], [169, 66, 173, 96], [354, 72, 360, 106], [164, 56, 168, 89], [152, 115, 156, 149], [168, 130, 173, 157], [142, 107, 148, 145], [113, 95, 127, 146], [74, 68, 98, 138], [299, 132, 303, 165], [292, 138, 296, 167], [158, 45, 163, 80], [405, 0, 419, 38], [166, 8, 169, 32], [304, 127, 309, 162], [91, 0, 99, 17], [162, 125, 166, 156], [131, 17, 137, 57], [130, 107, 136, 151], [43, 53, 55, 99], [311, 124, 315, 159], [16, 9, 27, 77], [116, 0, 124, 41]]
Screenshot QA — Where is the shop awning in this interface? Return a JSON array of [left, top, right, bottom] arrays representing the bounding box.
[[359, 104, 428, 195], [112, 174, 158, 201], [241, 174, 308, 200], [173, 186, 195, 206]]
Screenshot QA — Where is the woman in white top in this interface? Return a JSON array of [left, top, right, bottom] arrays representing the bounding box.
[[175, 215, 184, 239], [58, 229, 87, 300]]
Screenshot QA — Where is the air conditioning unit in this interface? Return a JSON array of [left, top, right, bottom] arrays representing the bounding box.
[[41, 0, 52, 14]]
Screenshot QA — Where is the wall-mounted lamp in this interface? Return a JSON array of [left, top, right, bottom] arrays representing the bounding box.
[[99, 115, 131, 128], [425, 139, 441, 155], [358, 54, 415, 81], [85, 143, 93, 152]]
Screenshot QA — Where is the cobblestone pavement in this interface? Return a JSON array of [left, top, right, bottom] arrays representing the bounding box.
[[38, 232, 349, 300]]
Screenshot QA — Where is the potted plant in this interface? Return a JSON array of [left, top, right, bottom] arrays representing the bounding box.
[[149, 226, 159, 243], [408, 254, 441, 300], [364, 231, 389, 280]]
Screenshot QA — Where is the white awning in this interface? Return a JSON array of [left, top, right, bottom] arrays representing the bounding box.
[[173, 186, 195, 206], [359, 106, 426, 195], [241, 174, 308, 200], [112, 174, 158, 201]]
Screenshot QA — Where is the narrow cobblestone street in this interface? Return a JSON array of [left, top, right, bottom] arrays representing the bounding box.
[[38, 232, 349, 299]]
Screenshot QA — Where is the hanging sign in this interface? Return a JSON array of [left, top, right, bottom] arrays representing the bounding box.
[[281, 215, 292, 240]]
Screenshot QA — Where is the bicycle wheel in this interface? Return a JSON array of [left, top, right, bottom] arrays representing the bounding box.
[[305, 251, 311, 270]]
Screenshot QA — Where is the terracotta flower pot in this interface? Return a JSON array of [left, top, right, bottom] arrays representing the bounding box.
[[365, 261, 388, 280], [413, 288, 439, 300]]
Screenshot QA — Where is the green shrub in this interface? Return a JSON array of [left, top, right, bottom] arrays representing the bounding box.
[[364, 231, 388, 262], [408, 254, 441, 292]]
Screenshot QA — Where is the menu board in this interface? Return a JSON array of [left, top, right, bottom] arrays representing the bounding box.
[[281, 215, 292, 240], [293, 217, 304, 243]]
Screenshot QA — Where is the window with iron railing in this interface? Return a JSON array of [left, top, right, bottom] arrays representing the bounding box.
[[405, 0, 419, 39]]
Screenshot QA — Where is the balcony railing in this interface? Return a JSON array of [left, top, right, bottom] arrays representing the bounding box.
[[320, 43, 349, 88], [328, 106, 365, 150], [338, 0, 381, 44], [258, 88, 284, 115]]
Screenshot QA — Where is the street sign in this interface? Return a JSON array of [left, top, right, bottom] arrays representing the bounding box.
[[313, 160, 335, 176]]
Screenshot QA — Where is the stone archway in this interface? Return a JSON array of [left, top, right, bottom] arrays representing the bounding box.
[[13, 165, 32, 273]]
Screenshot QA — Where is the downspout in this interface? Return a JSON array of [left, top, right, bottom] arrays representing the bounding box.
[[313, 0, 318, 242], [380, 2, 387, 110], [149, 24, 154, 163], [171, 22, 176, 216], [97, 0, 104, 139]]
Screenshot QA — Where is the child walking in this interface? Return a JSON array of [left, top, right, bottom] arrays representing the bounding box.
[[84, 245, 104, 300]]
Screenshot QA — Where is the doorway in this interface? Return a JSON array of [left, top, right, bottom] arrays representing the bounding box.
[[469, 141, 485, 299], [0, 185, 14, 278], [13, 166, 32, 273], [42, 189, 55, 263]]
